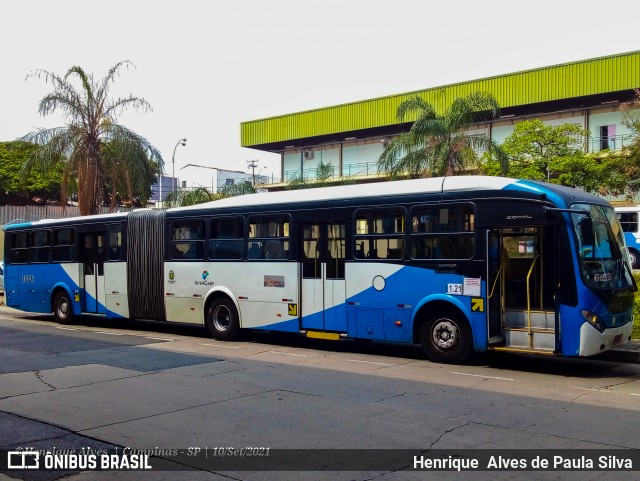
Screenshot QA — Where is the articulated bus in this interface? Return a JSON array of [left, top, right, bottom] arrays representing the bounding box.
[[3, 176, 636, 363]]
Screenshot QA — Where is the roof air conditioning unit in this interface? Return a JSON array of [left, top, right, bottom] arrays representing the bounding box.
[[304, 150, 314, 160]]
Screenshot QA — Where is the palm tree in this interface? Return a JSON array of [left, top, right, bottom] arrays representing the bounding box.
[[378, 92, 508, 178], [21, 62, 163, 215], [101, 139, 161, 211]]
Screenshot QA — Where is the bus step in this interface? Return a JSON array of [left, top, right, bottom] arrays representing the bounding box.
[[505, 309, 555, 329], [503, 328, 555, 350], [304, 331, 341, 341], [489, 346, 556, 356]]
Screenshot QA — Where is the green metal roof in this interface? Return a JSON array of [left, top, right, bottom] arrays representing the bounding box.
[[241, 51, 640, 149]]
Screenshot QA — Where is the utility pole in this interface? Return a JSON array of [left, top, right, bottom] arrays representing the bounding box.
[[247, 159, 258, 186]]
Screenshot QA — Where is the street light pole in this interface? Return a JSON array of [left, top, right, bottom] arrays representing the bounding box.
[[172, 138, 187, 200], [247, 159, 258, 186]]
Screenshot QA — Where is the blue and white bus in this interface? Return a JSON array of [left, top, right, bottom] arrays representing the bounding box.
[[3, 176, 636, 363], [615, 205, 640, 269]]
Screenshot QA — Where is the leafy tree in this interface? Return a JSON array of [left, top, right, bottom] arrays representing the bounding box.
[[0, 141, 65, 203], [21, 62, 163, 215], [378, 92, 508, 178], [621, 89, 640, 164], [499, 119, 588, 182]]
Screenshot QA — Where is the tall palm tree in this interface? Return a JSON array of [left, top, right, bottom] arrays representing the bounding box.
[[101, 139, 161, 211], [21, 62, 163, 215], [378, 92, 508, 178]]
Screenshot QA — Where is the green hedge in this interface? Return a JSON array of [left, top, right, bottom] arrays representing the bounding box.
[[634, 274, 640, 340]]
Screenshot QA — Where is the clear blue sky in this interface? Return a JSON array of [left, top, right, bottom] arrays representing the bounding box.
[[1, 0, 639, 181]]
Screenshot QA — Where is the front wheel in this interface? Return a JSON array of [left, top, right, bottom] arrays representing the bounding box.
[[628, 249, 640, 269], [53, 291, 75, 325], [205, 298, 240, 341], [420, 313, 472, 364]]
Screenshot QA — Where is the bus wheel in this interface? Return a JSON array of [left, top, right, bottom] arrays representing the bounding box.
[[629, 249, 640, 269], [420, 313, 471, 364], [53, 291, 75, 325], [205, 298, 239, 341]]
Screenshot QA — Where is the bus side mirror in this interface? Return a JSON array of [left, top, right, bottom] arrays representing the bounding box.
[[580, 217, 594, 246]]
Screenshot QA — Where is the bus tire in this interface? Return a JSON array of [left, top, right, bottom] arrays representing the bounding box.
[[629, 249, 640, 269], [420, 313, 471, 364], [53, 291, 75, 325], [205, 298, 240, 341]]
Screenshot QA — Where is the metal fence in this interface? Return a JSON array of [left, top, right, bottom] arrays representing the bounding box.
[[0, 205, 119, 226]]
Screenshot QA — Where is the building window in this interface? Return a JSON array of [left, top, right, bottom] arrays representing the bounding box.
[[599, 124, 617, 151]]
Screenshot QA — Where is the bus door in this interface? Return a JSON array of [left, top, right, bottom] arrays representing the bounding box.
[[488, 227, 558, 352], [300, 222, 347, 333], [81, 232, 107, 314]]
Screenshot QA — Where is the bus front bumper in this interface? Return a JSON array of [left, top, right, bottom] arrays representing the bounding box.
[[579, 321, 634, 357]]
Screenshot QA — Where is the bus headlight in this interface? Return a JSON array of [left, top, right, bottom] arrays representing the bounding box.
[[581, 310, 606, 333]]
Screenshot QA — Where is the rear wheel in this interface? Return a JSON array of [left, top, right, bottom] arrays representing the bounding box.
[[628, 249, 640, 269], [53, 291, 75, 325], [205, 298, 240, 341], [420, 313, 472, 364]]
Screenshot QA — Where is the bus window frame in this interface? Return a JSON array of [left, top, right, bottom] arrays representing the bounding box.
[[353, 206, 407, 261], [409, 203, 476, 261], [208, 215, 245, 260]]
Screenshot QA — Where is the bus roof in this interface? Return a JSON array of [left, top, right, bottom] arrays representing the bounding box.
[[171, 176, 608, 214]]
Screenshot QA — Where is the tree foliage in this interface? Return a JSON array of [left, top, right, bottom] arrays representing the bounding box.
[[21, 62, 163, 215], [163, 182, 256, 207], [499, 119, 588, 182], [378, 92, 508, 178], [0, 141, 65, 203]]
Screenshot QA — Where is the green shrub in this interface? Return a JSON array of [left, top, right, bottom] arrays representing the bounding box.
[[634, 274, 640, 340]]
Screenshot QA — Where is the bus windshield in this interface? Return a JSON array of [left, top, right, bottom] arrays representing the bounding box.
[[571, 203, 635, 292]]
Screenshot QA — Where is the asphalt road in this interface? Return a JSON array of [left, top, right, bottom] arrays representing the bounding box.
[[0, 307, 639, 481]]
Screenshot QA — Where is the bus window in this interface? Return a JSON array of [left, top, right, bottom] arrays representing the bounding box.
[[209, 217, 244, 259], [9, 232, 30, 264], [354, 208, 405, 260], [30, 230, 51, 263], [410, 205, 475, 259], [171, 220, 205, 260], [247, 215, 290, 261], [107, 224, 123, 261], [52, 228, 75, 262], [326, 223, 346, 278]]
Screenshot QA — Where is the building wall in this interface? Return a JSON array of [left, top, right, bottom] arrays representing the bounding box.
[[279, 105, 638, 182]]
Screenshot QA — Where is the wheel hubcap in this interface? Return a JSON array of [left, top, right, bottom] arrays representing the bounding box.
[[58, 300, 68, 318], [212, 306, 231, 331], [432, 319, 459, 350]]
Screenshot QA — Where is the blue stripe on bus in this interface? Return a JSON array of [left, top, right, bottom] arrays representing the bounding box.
[[287, 265, 488, 348]]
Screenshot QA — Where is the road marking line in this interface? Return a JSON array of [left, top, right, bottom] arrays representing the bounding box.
[[55, 327, 79, 331], [349, 359, 394, 366], [144, 337, 172, 341], [450, 371, 515, 381], [270, 351, 309, 357], [201, 343, 242, 349]]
